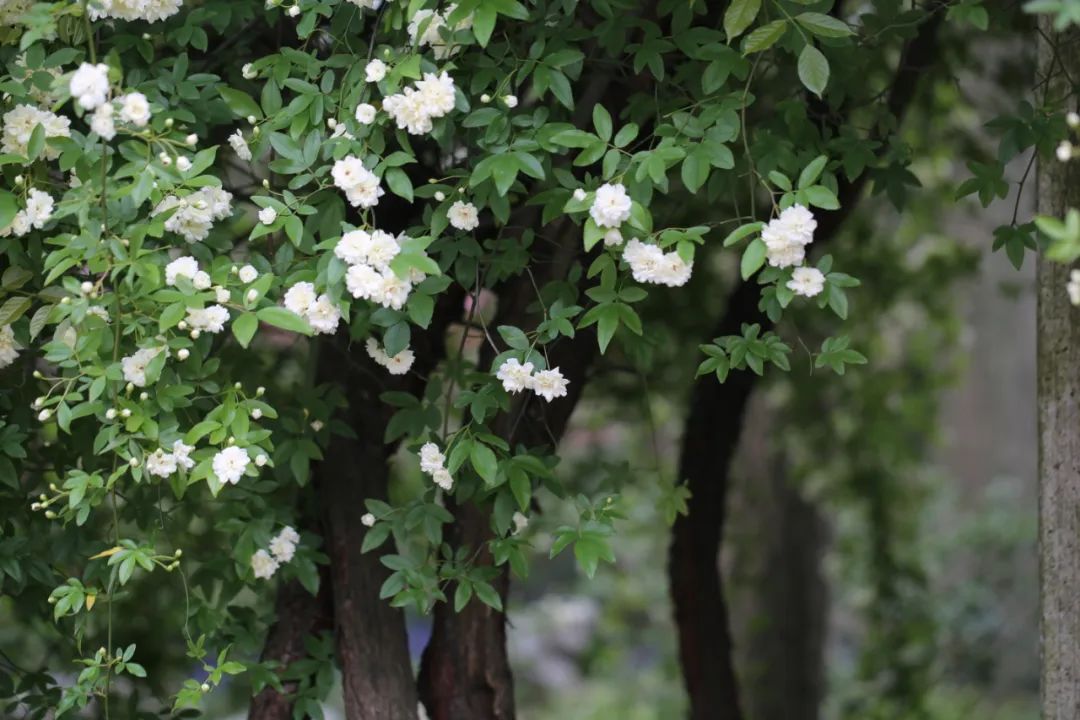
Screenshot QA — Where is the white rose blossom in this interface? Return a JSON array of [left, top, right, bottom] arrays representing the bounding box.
[[786, 266, 826, 298], [251, 549, 279, 580], [70, 63, 110, 110], [589, 182, 632, 228], [496, 358, 534, 393], [530, 368, 569, 402], [365, 59, 387, 82], [212, 446, 250, 485], [0, 325, 20, 369], [448, 200, 480, 231]]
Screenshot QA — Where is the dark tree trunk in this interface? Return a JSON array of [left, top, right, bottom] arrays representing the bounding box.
[[667, 9, 945, 718], [1037, 19, 1080, 720]]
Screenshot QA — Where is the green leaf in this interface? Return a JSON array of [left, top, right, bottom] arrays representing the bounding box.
[[255, 307, 313, 335], [26, 124, 45, 162], [740, 238, 766, 280], [742, 19, 787, 54], [232, 313, 258, 348], [497, 325, 530, 350], [0, 296, 31, 327], [724, 0, 761, 40], [473, 5, 497, 46], [470, 443, 499, 485], [159, 302, 186, 332], [218, 87, 262, 120], [592, 104, 613, 142], [385, 168, 414, 202], [795, 12, 854, 38], [798, 155, 828, 189], [0, 190, 16, 230], [722, 221, 763, 247], [797, 45, 830, 96]]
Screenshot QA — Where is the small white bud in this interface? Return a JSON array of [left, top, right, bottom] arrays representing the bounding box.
[[185, 133, 198, 146], [37, 409, 51, 421], [246, 288, 258, 303], [256, 386, 266, 396], [262, 178, 270, 188], [139, 392, 149, 401], [177, 320, 188, 331], [327, 118, 338, 129], [1058, 140, 1073, 162], [80, 281, 94, 295], [252, 126, 261, 136], [159, 153, 172, 166], [14, 175, 23, 185], [45, 510, 57, 519], [125, 382, 134, 393], [255, 454, 268, 466], [190, 329, 201, 339], [60, 297, 71, 305], [201, 683, 211, 693], [434, 191, 445, 201], [33, 396, 44, 408], [142, 32, 150, 40], [105, 408, 117, 420], [234, 382, 243, 390], [1069, 111, 1080, 128], [176, 156, 192, 172], [480, 93, 490, 103], [573, 188, 587, 202], [361, 512, 375, 527], [227, 436, 236, 445], [177, 348, 190, 361], [128, 456, 139, 467], [251, 408, 263, 419], [503, 94, 518, 108], [121, 408, 132, 418], [32, 370, 43, 379], [287, 4, 300, 16], [164, 118, 174, 128], [247, 114, 257, 125]]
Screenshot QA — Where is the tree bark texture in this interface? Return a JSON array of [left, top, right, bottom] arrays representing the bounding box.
[[1038, 18, 1080, 720]]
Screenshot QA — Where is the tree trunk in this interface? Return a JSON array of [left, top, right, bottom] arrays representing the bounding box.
[[1037, 19, 1080, 720]]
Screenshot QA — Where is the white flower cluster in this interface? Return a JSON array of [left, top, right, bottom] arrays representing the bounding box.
[[622, 239, 693, 287], [337, 228, 430, 310], [419, 442, 453, 491], [2, 104, 71, 159], [382, 72, 457, 136], [145, 440, 196, 478], [212, 445, 250, 485], [282, 281, 342, 335], [0, 325, 19, 369], [165, 255, 211, 289], [251, 526, 300, 580], [88, 0, 184, 23], [185, 305, 230, 334], [70, 63, 110, 110], [152, 186, 233, 243], [408, 5, 473, 59], [760, 204, 825, 297], [121, 346, 166, 387], [495, 358, 569, 402], [448, 200, 479, 231], [0, 189, 54, 238], [365, 337, 415, 375], [331, 155, 384, 208]]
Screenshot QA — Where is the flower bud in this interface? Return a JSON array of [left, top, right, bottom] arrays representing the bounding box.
[[227, 436, 236, 445], [126, 382, 134, 393], [190, 329, 201, 339], [256, 386, 265, 396], [234, 381, 242, 390], [480, 94, 490, 103], [251, 408, 263, 419], [434, 191, 445, 201], [139, 392, 149, 401], [174, 548, 183, 557], [105, 408, 117, 420], [201, 683, 211, 692], [45, 510, 57, 519], [246, 288, 258, 303], [177, 320, 188, 331], [37, 409, 50, 421], [1069, 111, 1080, 128], [185, 133, 197, 146], [121, 408, 132, 418], [327, 118, 338, 129], [33, 370, 43, 379], [60, 296, 71, 305], [128, 456, 139, 467], [262, 178, 270, 188], [255, 454, 268, 467], [177, 348, 190, 361], [247, 114, 257, 125], [14, 175, 23, 185], [164, 118, 174, 128]]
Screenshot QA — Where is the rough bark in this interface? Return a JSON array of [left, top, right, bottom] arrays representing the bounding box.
[[1037, 19, 1080, 720], [668, 9, 945, 719]]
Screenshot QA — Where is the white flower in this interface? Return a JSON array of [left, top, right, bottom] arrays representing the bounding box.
[[354, 103, 377, 125], [228, 130, 252, 161], [531, 368, 568, 402], [408, 5, 472, 59], [332, 155, 384, 208], [118, 92, 151, 127], [87, 306, 111, 323], [384, 347, 415, 375], [90, 103, 116, 140], [365, 59, 387, 82], [214, 286, 231, 303], [152, 186, 233, 243], [238, 265, 258, 283], [365, 336, 390, 365], [258, 206, 277, 225], [603, 228, 623, 247], [419, 442, 445, 474], [2, 105, 71, 159], [361, 512, 376, 527], [589, 183, 632, 228], [172, 440, 195, 470], [90, 0, 182, 22], [1058, 141, 1073, 162], [572, 188, 587, 202], [306, 294, 342, 335], [432, 467, 454, 491], [121, 347, 164, 387], [70, 63, 110, 110], [212, 446, 250, 485], [0, 325, 19, 369], [146, 448, 178, 478], [512, 511, 528, 534], [166, 256, 200, 286], [346, 264, 413, 310], [762, 204, 817, 269], [185, 305, 230, 333], [347, 0, 383, 8], [251, 549, 279, 579], [284, 282, 317, 316], [448, 200, 480, 231], [786, 266, 826, 297], [503, 95, 518, 108], [382, 72, 457, 135], [623, 239, 664, 283], [654, 250, 693, 287], [176, 156, 192, 172], [496, 358, 534, 393], [24, 189, 54, 229], [269, 526, 299, 563], [192, 270, 212, 290], [1070, 270, 1080, 306]]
